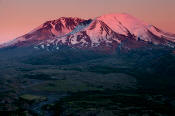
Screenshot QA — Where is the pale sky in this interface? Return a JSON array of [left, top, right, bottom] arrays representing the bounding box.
[[0, 0, 175, 43]]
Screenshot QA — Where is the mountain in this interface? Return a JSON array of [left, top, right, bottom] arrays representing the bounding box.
[[1, 14, 175, 116], [0, 17, 86, 48], [1, 13, 175, 51]]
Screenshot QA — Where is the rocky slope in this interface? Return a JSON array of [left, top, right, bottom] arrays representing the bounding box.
[[1, 13, 175, 51]]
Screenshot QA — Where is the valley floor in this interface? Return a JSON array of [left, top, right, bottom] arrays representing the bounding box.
[[0, 48, 175, 116]]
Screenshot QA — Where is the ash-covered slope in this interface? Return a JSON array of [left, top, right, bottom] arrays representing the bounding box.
[[1, 13, 175, 51]]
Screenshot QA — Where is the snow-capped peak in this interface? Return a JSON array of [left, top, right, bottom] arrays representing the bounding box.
[[96, 13, 175, 43], [97, 13, 150, 40], [1, 13, 175, 50]]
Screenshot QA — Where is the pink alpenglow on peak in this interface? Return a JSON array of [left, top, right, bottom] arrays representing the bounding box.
[[97, 13, 174, 42], [97, 13, 149, 35], [1, 13, 175, 51]]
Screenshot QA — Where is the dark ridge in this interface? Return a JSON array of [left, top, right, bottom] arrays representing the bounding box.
[[153, 26, 175, 37], [89, 20, 97, 30], [79, 19, 93, 26], [147, 30, 166, 44]]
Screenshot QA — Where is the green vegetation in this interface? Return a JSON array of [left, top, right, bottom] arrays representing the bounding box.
[[52, 91, 175, 116], [0, 46, 175, 115], [30, 73, 136, 93], [20, 94, 47, 102]]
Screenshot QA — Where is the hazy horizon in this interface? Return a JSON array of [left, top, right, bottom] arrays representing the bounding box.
[[0, 0, 175, 43]]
